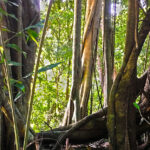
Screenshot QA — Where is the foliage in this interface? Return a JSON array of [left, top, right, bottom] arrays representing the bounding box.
[[114, 8, 127, 70], [30, 0, 150, 132], [31, 0, 74, 131]]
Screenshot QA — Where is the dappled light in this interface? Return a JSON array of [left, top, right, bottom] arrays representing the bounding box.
[[0, 0, 150, 149]]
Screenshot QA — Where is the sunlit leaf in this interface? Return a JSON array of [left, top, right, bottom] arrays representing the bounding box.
[[8, 60, 22, 66], [133, 102, 140, 110], [27, 29, 39, 46], [27, 29, 38, 38], [0, 46, 3, 53], [15, 83, 25, 93]]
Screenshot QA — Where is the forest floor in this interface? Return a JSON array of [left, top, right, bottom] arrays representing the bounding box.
[[41, 139, 109, 150]]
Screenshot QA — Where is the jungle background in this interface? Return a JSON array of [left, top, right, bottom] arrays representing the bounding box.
[[1, 0, 150, 150]]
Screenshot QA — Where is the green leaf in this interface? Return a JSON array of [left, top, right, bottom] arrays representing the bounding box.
[[38, 62, 61, 73], [10, 78, 22, 85], [7, 43, 21, 50], [25, 21, 44, 30], [27, 29, 39, 46], [23, 62, 61, 78], [0, 46, 4, 54], [0, 8, 7, 15], [8, 13, 18, 21], [15, 83, 25, 93], [0, 57, 4, 64], [27, 29, 38, 38], [9, 79, 25, 93], [8, 60, 22, 66], [0, 8, 18, 21], [1, 27, 12, 33], [6, 43, 27, 58], [133, 102, 140, 110]]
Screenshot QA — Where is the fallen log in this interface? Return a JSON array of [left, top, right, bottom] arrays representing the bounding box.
[[36, 108, 107, 145], [34, 106, 150, 150]]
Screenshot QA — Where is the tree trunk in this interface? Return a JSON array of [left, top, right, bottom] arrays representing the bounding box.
[[62, 0, 82, 126], [102, 0, 114, 107], [80, 0, 102, 118], [36, 95, 150, 149], [62, 0, 102, 124], [0, 0, 40, 149], [107, 1, 150, 149]]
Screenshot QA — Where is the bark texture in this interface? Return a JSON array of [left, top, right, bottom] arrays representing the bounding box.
[[107, 1, 150, 149], [102, 0, 113, 107], [0, 0, 40, 149], [62, 0, 102, 124], [36, 94, 150, 150], [80, 0, 102, 118], [62, 0, 81, 126]]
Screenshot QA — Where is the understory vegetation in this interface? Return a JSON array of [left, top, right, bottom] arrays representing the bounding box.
[[1, 0, 150, 149]]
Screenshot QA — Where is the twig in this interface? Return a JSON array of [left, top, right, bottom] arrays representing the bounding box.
[[139, 109, 150, 125]]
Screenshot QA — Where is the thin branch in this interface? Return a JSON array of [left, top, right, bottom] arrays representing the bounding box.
[[23, 0, 54, 149], [139, 109, 150, 125], [0, 23, 20, 150], [17, 0, 23, 79]]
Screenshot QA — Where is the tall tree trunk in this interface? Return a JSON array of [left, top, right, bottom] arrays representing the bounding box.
[[62, 0, 102, 124], [80, 0, 102, 118], [0, 0, 40, 149], [102, 0, 113, 107], [70, 0, 82, 123], [107, 1, 150, 149], [62, 0, 81, 126]]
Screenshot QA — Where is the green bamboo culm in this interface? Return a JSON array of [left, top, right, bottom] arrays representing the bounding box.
[[0, 29, 20, 149], [23, 0, 54, 149]]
